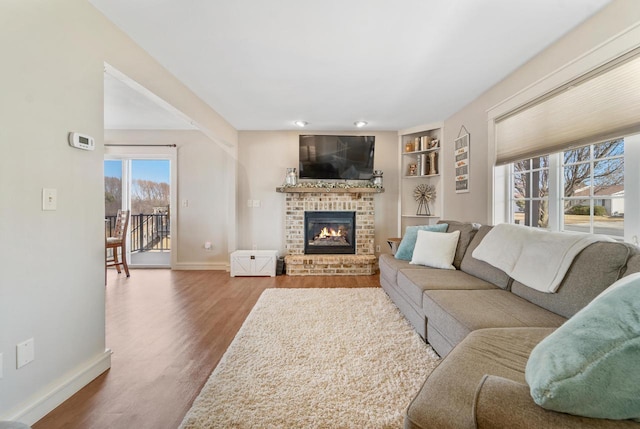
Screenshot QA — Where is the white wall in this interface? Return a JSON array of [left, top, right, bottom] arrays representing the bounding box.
[[0, 0, 236, 423], [104, 130, 233, 269], [440, 0, 640, 224], [237, 131, 399, 255]]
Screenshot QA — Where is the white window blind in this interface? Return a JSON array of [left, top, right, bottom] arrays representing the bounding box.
[[495, 50, 640, 165]]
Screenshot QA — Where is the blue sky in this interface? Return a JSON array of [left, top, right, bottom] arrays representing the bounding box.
[[104, 159, 170, 184]]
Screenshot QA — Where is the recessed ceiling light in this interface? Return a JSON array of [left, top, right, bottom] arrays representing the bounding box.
[[294, 121, 308, 127], [354, 121, 368, 128]]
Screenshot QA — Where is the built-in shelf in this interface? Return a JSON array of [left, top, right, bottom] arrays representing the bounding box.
[[276, 187, 384, 194], [403, 174, 440, 179], [399, 123, 443, 234], [402, 148, 439, 155]]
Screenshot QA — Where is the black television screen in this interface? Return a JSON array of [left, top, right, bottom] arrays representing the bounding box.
[[299, 135, 375, 180]]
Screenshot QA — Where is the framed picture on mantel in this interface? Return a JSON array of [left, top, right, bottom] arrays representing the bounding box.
[[454, 133, 470, 193]]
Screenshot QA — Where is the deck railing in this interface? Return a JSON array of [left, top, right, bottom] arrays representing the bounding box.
[[105, 213, 170, 252]]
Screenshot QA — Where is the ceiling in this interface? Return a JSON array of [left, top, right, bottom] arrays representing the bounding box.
[[93, 0, 611, 131]]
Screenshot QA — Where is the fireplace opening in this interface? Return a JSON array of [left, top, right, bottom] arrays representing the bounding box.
[[304, 211, 356, 254]]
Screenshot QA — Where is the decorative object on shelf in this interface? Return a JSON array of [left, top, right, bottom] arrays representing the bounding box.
[[455, 126, 470, 193], [414, 183, 436, 216], [429, 152, 437, 175], [372, 170, 383, 187], [285, 167, 298, 186], [404, 141, 412, 152], [420, 136, 430, 151], [408, 163, 418, 176], [420, 153, 428, 176], [429, 139, 439, 149]]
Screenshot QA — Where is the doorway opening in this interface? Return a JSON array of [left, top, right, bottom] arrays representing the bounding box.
[[105, 157, 172, 267]]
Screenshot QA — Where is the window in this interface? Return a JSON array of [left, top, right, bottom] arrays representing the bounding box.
[[562, 140, 624, 237], [511, 156, 549, 228], [508, 138, 626, 239]]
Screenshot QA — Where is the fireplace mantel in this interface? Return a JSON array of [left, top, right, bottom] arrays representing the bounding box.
[[276, 187, 384, 194]]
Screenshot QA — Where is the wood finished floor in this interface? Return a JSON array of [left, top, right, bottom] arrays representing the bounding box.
[[33, 269, 380, 429]]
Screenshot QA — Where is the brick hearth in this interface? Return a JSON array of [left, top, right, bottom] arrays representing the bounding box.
[[278, 188, 382, 275]]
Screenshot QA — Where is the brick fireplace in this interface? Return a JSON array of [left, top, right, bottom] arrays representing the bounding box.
[[278, 187, 382, 275]]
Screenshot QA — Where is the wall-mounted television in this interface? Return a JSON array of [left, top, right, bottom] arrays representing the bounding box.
[[299, 135, 375, 180]]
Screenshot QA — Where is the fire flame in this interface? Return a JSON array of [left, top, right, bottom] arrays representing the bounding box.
[[317, 226, 342, 238]]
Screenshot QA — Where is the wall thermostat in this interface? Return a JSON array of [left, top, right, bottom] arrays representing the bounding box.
[[68, 132, 95, 151]]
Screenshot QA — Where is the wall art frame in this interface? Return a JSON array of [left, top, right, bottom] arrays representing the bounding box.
[[454, 127, 470, 193]]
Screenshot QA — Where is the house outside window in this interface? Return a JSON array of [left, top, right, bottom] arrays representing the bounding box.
[[562, 139, 624, 237], [509, 139, 625, 239]]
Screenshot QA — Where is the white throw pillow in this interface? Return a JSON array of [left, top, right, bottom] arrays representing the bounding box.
[[410, 229, 460, 270]]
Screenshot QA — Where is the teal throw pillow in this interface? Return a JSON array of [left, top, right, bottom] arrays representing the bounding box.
[[394, 223, 448, 261], [525, 272, 640, 420]]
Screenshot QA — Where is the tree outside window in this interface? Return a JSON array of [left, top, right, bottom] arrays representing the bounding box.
[[510, 139, 624, 237], [562, 139, 624, 237], [512, 156, 549, 228]]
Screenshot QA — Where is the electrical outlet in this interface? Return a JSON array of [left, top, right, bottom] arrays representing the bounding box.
[[252, 200, 261, 208], [181, 199, 189, 208], [376, 245, 381, 252]]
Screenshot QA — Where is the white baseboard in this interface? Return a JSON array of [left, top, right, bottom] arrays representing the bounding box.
[[173, 262, 230, 271], [7, 349, 112, 425]]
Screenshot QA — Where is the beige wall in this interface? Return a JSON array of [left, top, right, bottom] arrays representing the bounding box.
[[441, 0, 640, 224], [0, 0, 236, 423], [104, 130, 233, 269], [237, 131, 399, 255]]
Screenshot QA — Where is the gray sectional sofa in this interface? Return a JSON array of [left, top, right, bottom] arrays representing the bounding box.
[[379, 220, 640, 428]]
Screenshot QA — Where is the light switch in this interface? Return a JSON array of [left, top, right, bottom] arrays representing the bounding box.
[[42, 188, 57, 211]]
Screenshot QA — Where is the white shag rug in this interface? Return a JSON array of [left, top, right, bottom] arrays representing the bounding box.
[[179, 288, 440, 429]]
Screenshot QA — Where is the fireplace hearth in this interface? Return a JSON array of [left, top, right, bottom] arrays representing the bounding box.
[[304, 211, 356, 254]]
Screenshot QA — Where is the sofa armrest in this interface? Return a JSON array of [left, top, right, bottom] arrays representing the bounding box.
[[473, 375, 640, 429]]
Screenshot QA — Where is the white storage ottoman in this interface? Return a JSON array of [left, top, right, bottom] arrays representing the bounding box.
[[230, 250, 278, 277]]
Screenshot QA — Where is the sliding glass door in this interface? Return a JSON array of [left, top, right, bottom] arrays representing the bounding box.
[[104, 156, 172, 268]]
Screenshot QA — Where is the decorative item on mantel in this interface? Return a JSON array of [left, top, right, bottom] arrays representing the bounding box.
[[371, 170, 383, 187], [414, 183, 436, 216], [277, 181, 384, 192], [284, 167, 298, 186]]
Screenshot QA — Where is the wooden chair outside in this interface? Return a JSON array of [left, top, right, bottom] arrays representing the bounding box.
[[106, 209, 130, 277]]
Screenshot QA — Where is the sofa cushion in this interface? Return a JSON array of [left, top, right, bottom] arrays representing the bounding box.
[[526, 273, 640, 420], [397, 269, 498, 310], [410, 229, 460, 270], [379, 253, 413, 286], [394, 223, 449, 261], [474, 375, 639, 429], [423, 290, 566, 351], [511, 241, 632, 318], [380, 273, 428, 339], [405, 327, 555, 429], [460, 225, 511, 290], [623, 253, 640, 277], [438, 220, 478, 269]]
